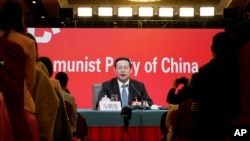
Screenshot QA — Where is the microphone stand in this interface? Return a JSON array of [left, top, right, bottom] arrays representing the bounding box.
[[120, 107, 132, 141], [131, 83, 147, 110], [120, 117, 132, 141], [131, 83, 145, 141]]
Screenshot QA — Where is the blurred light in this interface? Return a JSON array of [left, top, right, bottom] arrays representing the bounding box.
[[78, 7, 92, 17], [118, 7, 133, 17], [98, 7, 113, 16], [159, 7, 174, 17], [179, 7, 194, 17], [200, 7, 214, 16], [128, 0, 160, 2], [139, 7, 153, 17]]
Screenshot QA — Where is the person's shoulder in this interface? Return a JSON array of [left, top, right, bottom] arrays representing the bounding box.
[[36, 62, 49, 76], [64, 92, 76, 107], [102, 78, 117, 84], [35, 64, 48, 78], [8, 31, 35, 47], [199, 60, 215, 72], [50, 78, 62, 90], [22, 34, 36, 50], [63, 91, 75, 99]]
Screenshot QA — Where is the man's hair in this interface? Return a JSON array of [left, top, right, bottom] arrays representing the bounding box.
[[0, 0, 25, 35], [114, 57, 132, 68], [38, 56, 53, 77], [55, 72, 69, 88], [211, 32, 231, 57]]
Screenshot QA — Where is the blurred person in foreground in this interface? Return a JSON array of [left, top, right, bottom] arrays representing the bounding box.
[[26, 32, 60, 141], [165, 76, 193, 141], [192, 31, 232, 141], [55, 72, 78, 136], [0, 1, 39, 140], [38, 56, 73, 141], [166, 76, 191, 105], [227, 7, 250, 140]]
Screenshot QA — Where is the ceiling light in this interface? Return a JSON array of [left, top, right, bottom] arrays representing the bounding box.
[[139, 7, 153, 17], [159, 7, 174, 17], [128, 0, 160, 2], [78, 7, 92, 17], [98, 7, 113, 16], [179, 7, 194, 17], [200, 7, 214, 16], [118, 7, 133, 17]]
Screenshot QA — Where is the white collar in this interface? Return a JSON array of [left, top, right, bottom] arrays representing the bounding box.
[[117, 79, 130, 88]]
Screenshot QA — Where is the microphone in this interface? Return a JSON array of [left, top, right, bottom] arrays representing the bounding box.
[[130, 83, 144, 107]]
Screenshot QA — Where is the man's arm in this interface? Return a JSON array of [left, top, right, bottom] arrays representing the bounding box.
[[131, 81, 153, 106], [98, 82, 111, 99], [140, 83, 153, 106]]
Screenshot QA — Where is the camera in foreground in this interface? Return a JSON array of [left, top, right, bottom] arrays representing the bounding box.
[[121, 106, 132, 128]]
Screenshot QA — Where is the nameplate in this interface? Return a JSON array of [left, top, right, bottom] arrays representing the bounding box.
[[99, 101, 122, 111]]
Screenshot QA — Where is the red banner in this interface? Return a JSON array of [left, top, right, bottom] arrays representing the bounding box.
[[29, 28, 224, 108]]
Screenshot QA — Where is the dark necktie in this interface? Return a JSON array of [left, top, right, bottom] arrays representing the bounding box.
[[121, 84, 128, 107]]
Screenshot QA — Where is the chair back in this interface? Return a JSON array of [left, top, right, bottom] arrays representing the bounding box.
[[92, 84, 102, 109]]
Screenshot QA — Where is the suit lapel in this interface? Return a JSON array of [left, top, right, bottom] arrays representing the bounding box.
[[111, 79, 121, 101], [128, 80, 136, 103]]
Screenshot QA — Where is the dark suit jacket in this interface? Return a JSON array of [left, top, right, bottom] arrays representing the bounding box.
[[192, 58, 232, 141], [97, 78, 153, 108]]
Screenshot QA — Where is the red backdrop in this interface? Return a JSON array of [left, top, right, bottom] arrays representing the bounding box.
[[28, 28, 224, 108]]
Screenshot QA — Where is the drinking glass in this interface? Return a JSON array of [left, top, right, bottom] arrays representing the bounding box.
[[111, 94, 118, 101]]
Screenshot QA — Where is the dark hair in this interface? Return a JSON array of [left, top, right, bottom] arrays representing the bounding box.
[[38, 56, 53, 77], [211, 32, 231, 57], [176, 77, 189, 85], [0, 0, 25, 36], [55, 72, 69, 88], [114, 57, 132, 68]]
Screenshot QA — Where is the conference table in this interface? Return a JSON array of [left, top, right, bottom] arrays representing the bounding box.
[[78, 108, 167, 141]]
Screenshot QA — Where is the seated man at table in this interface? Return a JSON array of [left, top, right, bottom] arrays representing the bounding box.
[[96, 57, 153, 109]]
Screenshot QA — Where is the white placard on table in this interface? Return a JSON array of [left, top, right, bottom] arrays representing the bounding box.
[[99, 101, 122, 111]]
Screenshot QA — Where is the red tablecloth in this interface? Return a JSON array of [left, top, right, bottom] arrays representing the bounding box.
[[87, 126, 162, 141]]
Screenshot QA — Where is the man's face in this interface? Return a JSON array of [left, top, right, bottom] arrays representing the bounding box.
[[114, 60, 132, 83]]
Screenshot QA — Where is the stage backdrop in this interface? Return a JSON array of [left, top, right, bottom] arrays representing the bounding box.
[[28, 28, 224, 108]]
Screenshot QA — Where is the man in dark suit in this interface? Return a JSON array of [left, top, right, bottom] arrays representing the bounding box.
[[192, 32, 232, 141], [97, 57, 153, 108]]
